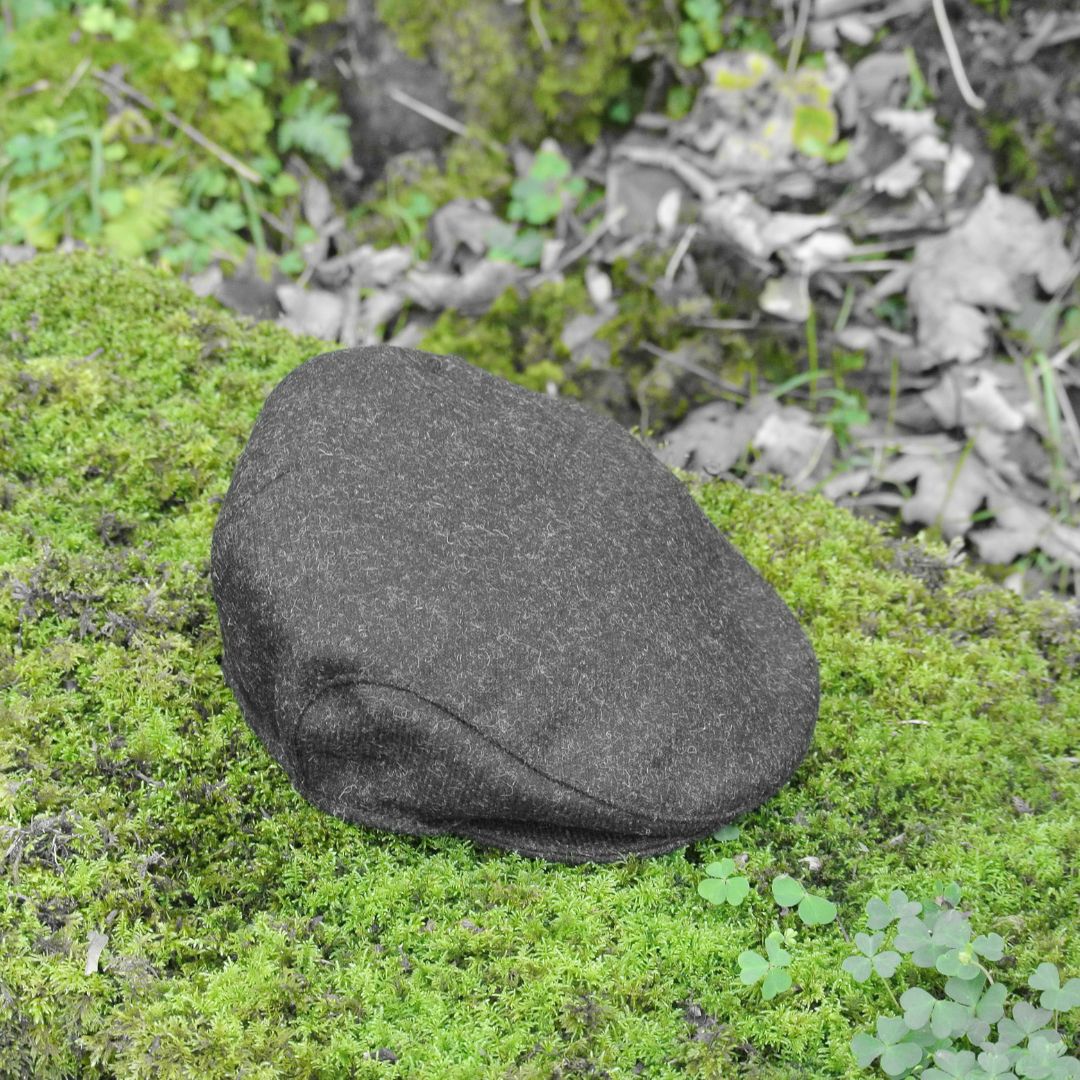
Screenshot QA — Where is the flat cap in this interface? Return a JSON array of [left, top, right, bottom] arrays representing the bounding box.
[[209, 346, 819, 864]]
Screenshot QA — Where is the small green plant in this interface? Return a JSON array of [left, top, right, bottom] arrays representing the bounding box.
[[277, 78, 352, 170], [486, 140, 587, 267], [697, 857, 751, 906], [0, 2, 352, 273], [699, 829, 1080, 1076], [739, 929, 797, 1000], [820, 387, 872, 449], [903, 46, 931, 110], [78, 1, 135, 41], [507, 140, 585, 227], [771, 872, 838, 925], [677, 0, 723, 68]]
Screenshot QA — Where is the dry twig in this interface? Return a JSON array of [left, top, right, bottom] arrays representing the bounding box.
[[930, 0, 986, 111], [91, 67, 264, 183]]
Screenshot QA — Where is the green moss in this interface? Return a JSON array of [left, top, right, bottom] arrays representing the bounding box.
[[0, 10, 285, 171], [376, 0, 676, 145], [349, 137, 515, 253], [420, 276, 589, 391], [982, 116, 1038, 193], [0, 252, 1078, 1078], [0, 2, 348, 268]]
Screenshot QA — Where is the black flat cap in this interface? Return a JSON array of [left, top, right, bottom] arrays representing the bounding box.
[[209, 346, 819, 864]]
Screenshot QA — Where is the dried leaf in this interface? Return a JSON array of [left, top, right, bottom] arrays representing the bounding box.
[[301, 176, 335, 229], [428, 199, 504, 266], [585, 265, 613, 308], [561, 311, 615, 356], [851, 53, 911, 112], [355, 289, 406, 346], [85, 929, 108, 975], [751, 406, 835, 488], [909, 188, 1075, 362], [879, 449, 995, 539], [787, 230, 854, 274], [962, 370, 1026, 431], [656, 188, 682, 233], [760, 274, 811, 321], [702, 191, 773, 258], [973, 492, 1080, 568], [402, 260, 525, 315], [276, 285, 344, 341], [605, 160, 693, 237], [654, 397, 776, 475]]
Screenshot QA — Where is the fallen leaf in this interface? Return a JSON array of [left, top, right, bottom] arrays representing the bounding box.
[[585, 265, 613, 308], [402, 260, 525, 314], [561, 310, 616, 356], [355, 289, 406, 345], [656, 187, 682, 234], [908, 188, 1075, 362], [653, 397, 776, 475], [428, 199, 505, 266], [972, 491, 1080, 568], [760, 274, 811, 321], [879, 448, 995, 539], [751, 405, 835, 488], [962, 370, 1026, 431], [301, 176, 335, 229], [276, 284, 344, 340], [85, 929, 108, 975], [787, 230, 854, 274], [605, 158, 693, 237], [851, 52, 911, 112]]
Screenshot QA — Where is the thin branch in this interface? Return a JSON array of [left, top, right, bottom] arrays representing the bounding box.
[[826, 259, 912, 273], [640, 342, 750, 397], [385, 85, 505, 156], [529, 0, 552, 51], [664, 223, 698, 286], [91, 67, 264, 184], [786, 0, 814, 74], [529, 205, 627, 285], [57, 56, 92, 107], [612, 145, 718, 202], [930, 0, 986, 111], [1043, 339, 1080, 470]]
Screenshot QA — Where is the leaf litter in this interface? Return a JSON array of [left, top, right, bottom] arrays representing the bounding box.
[[15, 0, 1070, 603]]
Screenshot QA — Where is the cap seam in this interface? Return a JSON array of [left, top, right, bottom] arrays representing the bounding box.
[[293, 673, 714, 831]]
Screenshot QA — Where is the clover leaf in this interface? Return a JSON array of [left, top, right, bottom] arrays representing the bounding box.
[[937, 937, 995, 980], [738, 930, 793, 1001], [843, 931, 902, 983], [851, 1015, 925, 1076], [896, 908, 972, 970], [940, 978, 1008, 1044], [1012, 1029, 1077, 1080], [770, 874, 837, 926], [977, 1048, 1020, 1078], [1029, 963, 1080, 1013], [900, 987, 972, 1041], [866, 889, 923, 930], [697, 857, 751, 907], [507, 142, 585, 227], [1010, 1000, 1054, 1036], [848, 880, 1078, 1080], [923, 1048, 992, 1079]]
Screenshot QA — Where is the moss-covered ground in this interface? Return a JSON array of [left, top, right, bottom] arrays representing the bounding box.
[[1, 253, 1078, 1078]]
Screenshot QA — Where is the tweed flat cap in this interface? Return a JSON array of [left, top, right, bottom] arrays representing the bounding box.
[[209, 346, 819, 864]]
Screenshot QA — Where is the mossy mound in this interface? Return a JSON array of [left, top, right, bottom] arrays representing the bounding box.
[[376, 0, 675, 146], [1, 253, 1078, 1078]]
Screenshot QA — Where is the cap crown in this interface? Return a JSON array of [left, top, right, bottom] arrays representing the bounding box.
[[210, 347, 819, 863]]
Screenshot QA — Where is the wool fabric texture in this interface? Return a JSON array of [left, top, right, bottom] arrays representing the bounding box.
[[209, 345, 819, 864]]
